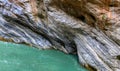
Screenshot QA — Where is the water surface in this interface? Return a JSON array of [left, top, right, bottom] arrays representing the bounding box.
[[0, 41, 88, 71]]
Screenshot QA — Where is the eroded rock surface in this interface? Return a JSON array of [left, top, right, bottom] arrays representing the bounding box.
[[0, 0, 120, 71]]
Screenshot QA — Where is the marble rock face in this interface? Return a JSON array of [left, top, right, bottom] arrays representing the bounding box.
[[0, 0, 120, 71]]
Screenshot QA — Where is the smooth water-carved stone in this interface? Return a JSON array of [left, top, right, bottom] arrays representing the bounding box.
[[0, 0, 120, 71]]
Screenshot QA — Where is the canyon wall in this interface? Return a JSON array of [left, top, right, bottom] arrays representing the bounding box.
[[0, 0, 120, 71]]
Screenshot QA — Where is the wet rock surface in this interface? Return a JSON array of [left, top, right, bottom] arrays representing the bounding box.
[[0, 0, 120, 71]]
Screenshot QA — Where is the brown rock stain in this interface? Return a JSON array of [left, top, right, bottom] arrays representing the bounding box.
[[29, 0, 38, 16]]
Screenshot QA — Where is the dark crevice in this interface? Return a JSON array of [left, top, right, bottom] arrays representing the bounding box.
[[65, 41, 77, 54], [109, 3, 118, 7], [116, 55, 120, 60], [76, 15, 86, 23], [38, 13, 45, 18], [89, 14, 96, 21], [109, 4, 114, 7]]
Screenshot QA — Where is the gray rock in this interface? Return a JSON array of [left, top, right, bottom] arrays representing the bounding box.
[[0, 0, 120, 71]]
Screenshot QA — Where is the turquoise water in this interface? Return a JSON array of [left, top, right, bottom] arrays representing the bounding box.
[[0, 41, 88, 71]]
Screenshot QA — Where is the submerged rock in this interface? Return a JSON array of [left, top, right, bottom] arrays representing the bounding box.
[[0, 0, 120, 71]]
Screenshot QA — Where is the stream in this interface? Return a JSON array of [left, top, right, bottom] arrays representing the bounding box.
[[0, 41, 88, 71]]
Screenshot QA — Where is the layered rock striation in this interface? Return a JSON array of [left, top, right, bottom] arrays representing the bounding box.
[[0, 0, 120, 71]]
